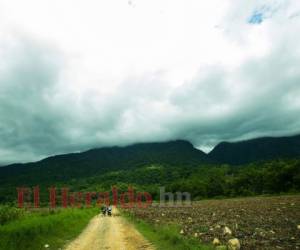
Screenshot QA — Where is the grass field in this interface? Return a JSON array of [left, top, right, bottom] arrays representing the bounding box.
[[0, 206, 98, 250]]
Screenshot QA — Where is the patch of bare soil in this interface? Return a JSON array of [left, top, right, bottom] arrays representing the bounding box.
[[64, 207, 154, 250], [127, 195, 300, 249]]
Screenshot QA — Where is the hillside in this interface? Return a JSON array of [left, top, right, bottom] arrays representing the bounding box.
[[209, 134, 300, 165], [0, 140, 209, 190], [0, 135, 300, 202]]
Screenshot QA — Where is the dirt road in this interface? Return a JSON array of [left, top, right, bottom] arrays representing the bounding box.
[[64, 207, 155, 250]]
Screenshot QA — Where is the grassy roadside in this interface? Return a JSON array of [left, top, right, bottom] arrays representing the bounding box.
[[122, 211, 213, 250], [0, 207, 98, 250]]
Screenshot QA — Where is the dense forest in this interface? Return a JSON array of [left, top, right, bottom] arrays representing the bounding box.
[[0, 135, 300, 203], [1, 159, 300, 203]]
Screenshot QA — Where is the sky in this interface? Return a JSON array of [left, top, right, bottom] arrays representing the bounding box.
[[0, 0, 300, 164]]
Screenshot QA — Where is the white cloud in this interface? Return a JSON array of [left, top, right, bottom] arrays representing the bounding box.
[[0, 0, 300, 163]]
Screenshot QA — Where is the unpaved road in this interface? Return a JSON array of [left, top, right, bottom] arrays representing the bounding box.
[[64, 207, 155, 250]]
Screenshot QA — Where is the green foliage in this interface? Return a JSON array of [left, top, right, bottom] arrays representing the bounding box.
[[0, 207, 97, 250], [124, 212, 212, 250], [0, 140, 209, 202], [0, 139, 299, 203], [0, 205, 25, 225], [167, 159, 300, 198], [1, 159, 300, 203], [209, 134, 300, 165]]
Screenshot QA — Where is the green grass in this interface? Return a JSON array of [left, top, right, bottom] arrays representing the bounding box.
[[123, 212, 213, 250], [0, 205, 25, 225], [0, 207, 98, 250]]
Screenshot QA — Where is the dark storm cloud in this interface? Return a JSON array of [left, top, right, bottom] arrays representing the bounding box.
[[0, 35, 300, 164], [168, 44, 300, 150], [0, 39, 69, 163], [0, 38, 172, 163]]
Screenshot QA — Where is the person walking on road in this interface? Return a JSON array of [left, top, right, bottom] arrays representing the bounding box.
[[107, 205, 112, 216], [101, 205, 107, 216]]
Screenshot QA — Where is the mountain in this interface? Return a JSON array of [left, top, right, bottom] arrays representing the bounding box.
[[0, 136, 300, 202], [2, 134, 300, 185], [209, 134, 300, 165], [0, 140, 210, 185]]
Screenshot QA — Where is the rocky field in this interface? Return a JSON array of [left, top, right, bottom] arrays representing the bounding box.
[[126, 195, 300, 249]]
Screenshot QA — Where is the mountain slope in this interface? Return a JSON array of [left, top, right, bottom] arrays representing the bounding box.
[[0, 136, 300, 202], [209, 134, 300, 165], [0, 140, 210, 185]]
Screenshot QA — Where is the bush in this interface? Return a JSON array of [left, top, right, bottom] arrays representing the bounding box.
[[0, 205, 25, 225]]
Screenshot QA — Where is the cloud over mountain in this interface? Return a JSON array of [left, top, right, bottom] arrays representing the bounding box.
[[0, 0, 300, 163]]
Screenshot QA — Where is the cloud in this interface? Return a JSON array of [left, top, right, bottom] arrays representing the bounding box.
[[0, 0, 300, 163], [0, 37, 68, 163], [168, 44, 300, 149], [0, 36, 174, 164]]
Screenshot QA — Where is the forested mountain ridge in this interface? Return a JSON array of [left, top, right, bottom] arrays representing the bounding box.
[[0, 135, 300, 202], [0, 140, 209, 184], [209, 134, 300, 164], [1, 134, 300, 183]]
